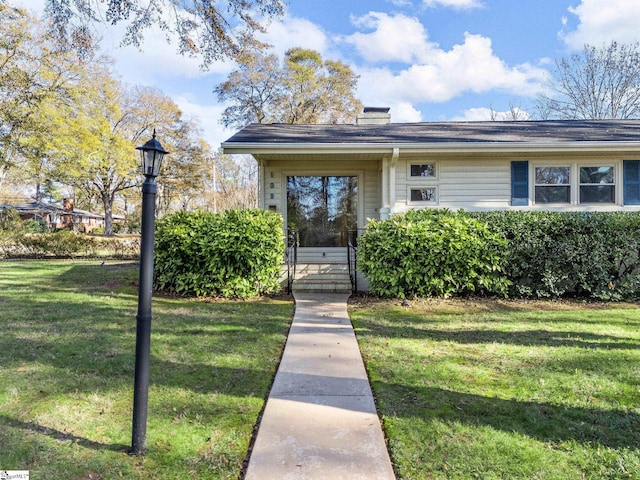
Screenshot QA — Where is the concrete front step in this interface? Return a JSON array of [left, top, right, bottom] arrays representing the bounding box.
[[292, 263, 352, 293]]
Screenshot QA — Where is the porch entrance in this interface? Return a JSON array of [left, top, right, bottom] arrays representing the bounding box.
[[286, 175, 358, 252]]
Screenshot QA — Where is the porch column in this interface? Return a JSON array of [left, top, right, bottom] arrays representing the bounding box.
[[380, 154, 390, 220], [389, 148, 399, 217], [257, 159, 265, 209]]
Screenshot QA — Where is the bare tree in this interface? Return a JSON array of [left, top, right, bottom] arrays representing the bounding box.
[[203, 152, 257, 212], [537, 41, 640, 119], [43, 0, 284, 66], [488, 101, 530, 121]]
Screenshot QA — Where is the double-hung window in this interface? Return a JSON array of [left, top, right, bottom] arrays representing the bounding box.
[[579, 166, 615, 203], [534, 166, 571, 204]]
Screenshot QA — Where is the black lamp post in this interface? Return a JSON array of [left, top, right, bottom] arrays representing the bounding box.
[[131, 129, 168, 454]]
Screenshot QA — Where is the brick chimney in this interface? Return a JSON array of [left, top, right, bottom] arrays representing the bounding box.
[[356, 107, 391, 125], [63, 198, 74, 212]]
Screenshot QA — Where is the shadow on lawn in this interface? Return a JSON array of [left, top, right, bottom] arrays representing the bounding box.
[[0, 414, 129, 452], [359, 323, 640, 350], [379, 383, 640, 450], [0, 332, 277, 398]]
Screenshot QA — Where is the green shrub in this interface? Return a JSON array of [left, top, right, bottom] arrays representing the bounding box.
[[23, 218, 49, 233], [0, 208, 23, 231], [19, 230, 95, 257], [0, 209, 24, 256], [472, 211, 640, 300], [358, 209, 510, 298], [154, 209, 285, 298]]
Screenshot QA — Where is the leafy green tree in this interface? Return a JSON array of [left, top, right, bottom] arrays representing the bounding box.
[[43, 0, 284, 66], [215, 47, 363, 128], [0, 5, 87, 194], [537, 41, 640, 119], [44, 70, 208, 235]]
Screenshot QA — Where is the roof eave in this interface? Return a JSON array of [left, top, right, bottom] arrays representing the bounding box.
[[221, 141, 640, 155]]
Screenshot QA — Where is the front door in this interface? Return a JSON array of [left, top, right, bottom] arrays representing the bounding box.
[[286, 175, 358, 248]]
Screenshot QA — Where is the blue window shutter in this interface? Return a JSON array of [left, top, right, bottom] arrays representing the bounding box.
[[511, 161, 529, 206], [624, 160, 640, 205]]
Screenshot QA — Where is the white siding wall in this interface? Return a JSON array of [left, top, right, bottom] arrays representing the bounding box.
[[439, 160, 511, 210], [394, 156, 511, 213]]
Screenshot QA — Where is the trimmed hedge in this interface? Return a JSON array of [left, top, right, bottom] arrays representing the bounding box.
[[358, 209, 510, 298], [154, 209, 285, 298], [358, 209, 640, 300], [472, 211, 640, 300], [0, 230, 140, 259]]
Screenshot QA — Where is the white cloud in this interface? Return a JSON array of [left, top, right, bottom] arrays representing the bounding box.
[[423, 0, 484, 10], [562, 0, 640, 49], [391, 102, 423, 122], [259, 14, 330, 57], [174, 97, 236, 149], [17, 0, 233, 82], [450, 107, 531, 121], [352, 26, 548, 105], [102, 22, 235, 85], [346, 12, 435, 63]]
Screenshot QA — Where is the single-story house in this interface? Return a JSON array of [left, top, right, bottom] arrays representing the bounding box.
[[0, 199, 120, 233], [222, 109, 640, 267]]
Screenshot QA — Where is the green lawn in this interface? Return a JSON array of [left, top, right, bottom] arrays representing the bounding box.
[[349, 297, 640, 480], [0, 260, 293, 479], [5, 261, 640, 479]]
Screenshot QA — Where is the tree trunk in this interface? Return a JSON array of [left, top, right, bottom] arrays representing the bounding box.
[[0, 164, 10, 197], [102, 192, 114, 236]]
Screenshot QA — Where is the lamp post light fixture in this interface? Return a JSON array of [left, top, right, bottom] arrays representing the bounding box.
[[131, 129, 168, 455]]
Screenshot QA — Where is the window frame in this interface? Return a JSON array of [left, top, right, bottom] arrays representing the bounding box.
[[407, 161, 438, 180], [533, 165, 571, 205], [578, 165, 616, 204], [528, 162, 619, 206], [407, 186, 438, 205]]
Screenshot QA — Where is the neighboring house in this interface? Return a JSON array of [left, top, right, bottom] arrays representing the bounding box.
[[0, 199, 120, 233], [222, 109, 640, 265]]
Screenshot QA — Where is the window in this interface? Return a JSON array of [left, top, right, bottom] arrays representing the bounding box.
[[409, 187, 437, 203], [534, 166, 570, 203], [409, 163, 436, 178], [286, 176, 358, 247], [580, 166, 614, 203], [516, 163, 621, 206]]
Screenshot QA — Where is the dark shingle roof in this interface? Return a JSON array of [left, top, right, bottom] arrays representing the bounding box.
[[222, 120, 640, 146]]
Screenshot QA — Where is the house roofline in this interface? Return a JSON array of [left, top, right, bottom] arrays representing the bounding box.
[[221, 141, 640, 155]]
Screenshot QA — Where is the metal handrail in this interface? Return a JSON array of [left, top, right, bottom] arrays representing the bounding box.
[[347, 229, 361, 293], [285, 229, 298, 294]]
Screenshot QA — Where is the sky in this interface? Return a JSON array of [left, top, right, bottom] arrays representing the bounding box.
[[15, 0, 640, 150]]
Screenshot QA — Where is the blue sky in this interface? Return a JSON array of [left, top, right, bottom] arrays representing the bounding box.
[[16, 0, 640, 148]]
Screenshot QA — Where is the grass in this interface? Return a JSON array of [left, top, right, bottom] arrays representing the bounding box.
[[0, 260, 293, 479], [349, 297, 640, 480]]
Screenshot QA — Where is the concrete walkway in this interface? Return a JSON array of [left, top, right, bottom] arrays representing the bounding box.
[[244, 292, 396, 480]]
